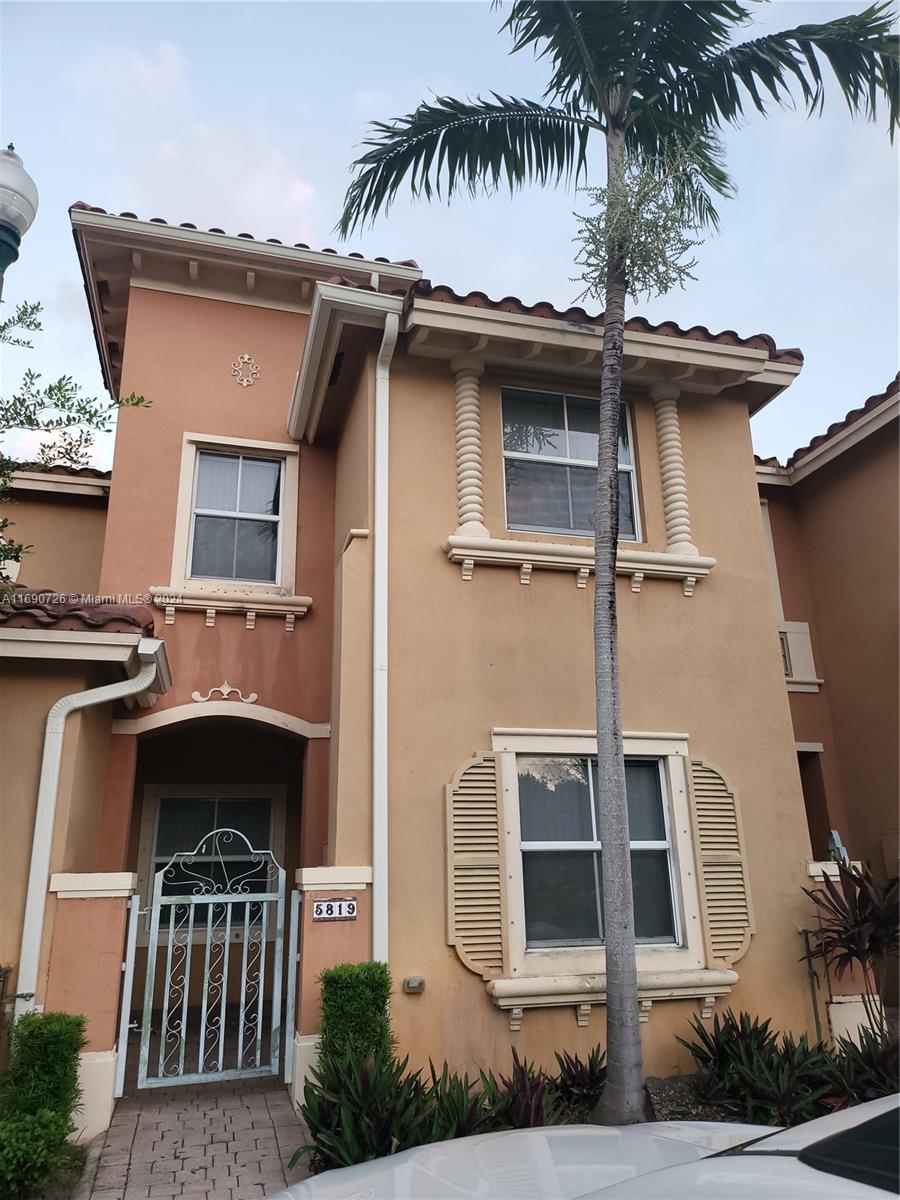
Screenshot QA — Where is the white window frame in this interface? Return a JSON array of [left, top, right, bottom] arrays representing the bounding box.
[[136, 783, 287, 945], [169, 433, 300, 599], [492, 730, 704, 980], [500, 388, 642, 542]]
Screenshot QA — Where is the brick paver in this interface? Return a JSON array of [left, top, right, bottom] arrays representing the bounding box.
[[83, 1081, 310, 1199]]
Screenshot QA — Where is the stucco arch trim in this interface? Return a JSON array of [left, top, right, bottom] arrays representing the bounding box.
[[111, 701, 330, 740]]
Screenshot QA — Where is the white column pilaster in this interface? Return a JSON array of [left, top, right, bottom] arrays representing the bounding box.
[[450, 356, 489, 537], [651, 384, 698, 555]]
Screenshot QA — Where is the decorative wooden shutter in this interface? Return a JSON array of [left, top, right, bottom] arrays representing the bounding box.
[[445, 753, 506, 978], [688, 759, 755, 968]]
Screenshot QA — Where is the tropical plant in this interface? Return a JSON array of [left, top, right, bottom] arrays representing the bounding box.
[[729, 1032, 835, 1127], [827, 1025, 900, 1109], [487, 1047, 556, 1128], [804, 862, 899, 1038], [426, 1061, 495, 1141], [290, 1050, 432, 1174], [680, 1010, 836, 1126], [338, 2, 899, 1123], [553, 1044, 608, 1115], [0, 301, 147, 589]]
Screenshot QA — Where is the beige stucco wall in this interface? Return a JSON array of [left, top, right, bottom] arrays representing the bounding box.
[[0, 660, 113, 1001], [377, 353, 815, 1077], [2, 490, 107, 594], [790, 427, 899, 876], [327, 355, 374, 865]]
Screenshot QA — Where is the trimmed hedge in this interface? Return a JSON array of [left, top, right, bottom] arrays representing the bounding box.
[[318, 962, 393, 1061], [0, 1011, 86, 1198]]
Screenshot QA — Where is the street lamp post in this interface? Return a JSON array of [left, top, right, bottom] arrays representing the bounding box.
[[0, 144, 39, 300]]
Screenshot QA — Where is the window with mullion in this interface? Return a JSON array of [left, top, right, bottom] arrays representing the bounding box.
[[502, 388, 639, 539], [518, 755, 676, 948], [189, 451, 282, 584]]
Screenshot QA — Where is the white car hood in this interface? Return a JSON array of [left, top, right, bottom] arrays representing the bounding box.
[[268, 1120, 769, 1200]]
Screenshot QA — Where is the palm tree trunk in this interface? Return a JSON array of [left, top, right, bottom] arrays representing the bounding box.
[[592, 123, 644, 1126]]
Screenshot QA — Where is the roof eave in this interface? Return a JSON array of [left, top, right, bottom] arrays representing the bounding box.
[[289, 282, 405, 442]]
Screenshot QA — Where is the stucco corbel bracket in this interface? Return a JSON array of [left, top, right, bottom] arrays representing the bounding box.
[[639, 998, 653, 1023], [576, 1002, 591, 1028], [508, 1007, 524, 1033]]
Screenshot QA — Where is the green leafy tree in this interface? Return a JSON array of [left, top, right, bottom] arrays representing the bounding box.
[[0, 300, 146, 587], [338, 1, 899, 1123]]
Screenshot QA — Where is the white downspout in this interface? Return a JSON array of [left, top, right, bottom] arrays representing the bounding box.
[[372, 312, 399, 963], [15, 644, 161, 1018]]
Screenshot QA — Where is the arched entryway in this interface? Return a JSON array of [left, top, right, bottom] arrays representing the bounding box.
[[120, 716, 306, 1092]]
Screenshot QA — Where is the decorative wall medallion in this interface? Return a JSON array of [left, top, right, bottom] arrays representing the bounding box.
[[191, 681, 258, 704], [231, 353, 260, 388]]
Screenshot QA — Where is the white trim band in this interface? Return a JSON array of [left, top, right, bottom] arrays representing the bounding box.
[[50, 873, 137, 899], [295, 867, 373, 891]]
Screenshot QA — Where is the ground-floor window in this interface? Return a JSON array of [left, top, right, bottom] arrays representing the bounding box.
[[518, 756, 677, 948]]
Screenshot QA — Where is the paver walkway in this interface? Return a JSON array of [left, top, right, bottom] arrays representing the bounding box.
[[83, 1080, 311, 1200]]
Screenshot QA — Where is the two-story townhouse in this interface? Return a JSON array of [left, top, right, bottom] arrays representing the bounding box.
[[1, 201, 823, 1138]]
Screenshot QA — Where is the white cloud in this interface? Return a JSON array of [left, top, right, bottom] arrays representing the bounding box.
[[71, 42, 317, 244], [76, 41, 189, 108]]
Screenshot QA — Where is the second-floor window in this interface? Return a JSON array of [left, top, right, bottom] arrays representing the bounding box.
[[502, 387, 639, 539], [188, 451, 282, 584]]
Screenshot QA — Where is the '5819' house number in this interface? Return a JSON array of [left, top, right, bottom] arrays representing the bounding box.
[[311, 897, 357, 922]]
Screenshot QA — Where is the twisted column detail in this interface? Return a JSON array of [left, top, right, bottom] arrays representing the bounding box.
[[451, 356, 489, 537], [651, 384, 698, 555]]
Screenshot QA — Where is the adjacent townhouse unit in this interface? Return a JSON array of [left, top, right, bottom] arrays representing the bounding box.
[[757, 374, 899, 878], [2, 201, 862, 1139]]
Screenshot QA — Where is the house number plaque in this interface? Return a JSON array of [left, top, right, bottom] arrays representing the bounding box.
[[312, 896, 357, 922]]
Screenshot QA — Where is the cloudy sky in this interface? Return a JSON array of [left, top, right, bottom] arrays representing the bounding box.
[[1, 0, 896, 466]]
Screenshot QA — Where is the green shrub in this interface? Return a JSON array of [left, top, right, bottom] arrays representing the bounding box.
[[291, 1050, 432, 1174], [318, 962, 393, 1062], [3, 1011, 86, 1118], [0, 1011, 86, 1198], [0, 1110, 72, 1199]]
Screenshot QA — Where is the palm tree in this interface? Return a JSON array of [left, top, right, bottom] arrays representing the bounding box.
[[338, 2, 898, 1124]]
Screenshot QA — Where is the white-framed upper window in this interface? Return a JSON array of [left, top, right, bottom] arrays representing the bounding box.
[[517, 756, 677, 948], [168, 433, 300, 597], [188, 451, 283, 585], [501, 388, 640, 540], [492, 731, 704, 979]]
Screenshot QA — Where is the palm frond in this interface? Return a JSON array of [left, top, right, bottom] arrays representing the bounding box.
[[337, 95, 596, 235], [651, 5, 899, 135], [500, 2, 754, 117]]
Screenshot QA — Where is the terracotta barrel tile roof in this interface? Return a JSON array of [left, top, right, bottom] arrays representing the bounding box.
[[786, 372, 899, 467], [11, 462, 112, 480], [0, 586, 154, 635], [68, 203, 420, 268], [411, 280, 804, 365]]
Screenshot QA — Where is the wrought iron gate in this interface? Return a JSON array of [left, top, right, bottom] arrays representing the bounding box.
[[137, 828, 289, 1088]]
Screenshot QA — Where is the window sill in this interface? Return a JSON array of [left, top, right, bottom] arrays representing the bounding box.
[[442, 534, 716, 596], [484, 967, 738, 1030], [148, 585, 312, 631]]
